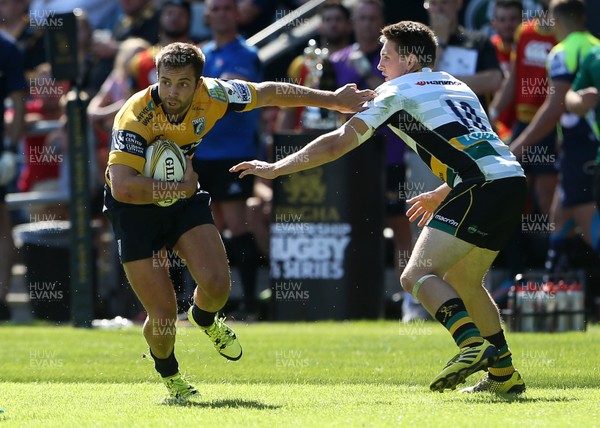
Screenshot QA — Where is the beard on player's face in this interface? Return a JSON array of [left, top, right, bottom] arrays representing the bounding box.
[[157, 65, 198, 121], [162, 97, 192, 121], [163, 104, 182, 116]]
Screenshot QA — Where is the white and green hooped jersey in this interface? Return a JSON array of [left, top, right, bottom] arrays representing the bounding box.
[[355, 68, 525, 187]]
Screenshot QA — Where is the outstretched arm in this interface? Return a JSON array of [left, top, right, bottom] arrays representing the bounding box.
[[252, 82, 376, 114], [230, 117, 373, 179]]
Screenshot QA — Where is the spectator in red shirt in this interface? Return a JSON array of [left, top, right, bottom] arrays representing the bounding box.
[[490, 0, 521, 141], [490, 0, 558, 217], [19, 64, 68, 195]]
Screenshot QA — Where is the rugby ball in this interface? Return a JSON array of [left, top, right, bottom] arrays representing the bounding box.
[[143, 139, 187, 207]]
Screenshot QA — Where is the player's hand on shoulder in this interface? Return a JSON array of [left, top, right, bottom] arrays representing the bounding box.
[[334, 84, 377, 114], [230, 160, 277, 180]]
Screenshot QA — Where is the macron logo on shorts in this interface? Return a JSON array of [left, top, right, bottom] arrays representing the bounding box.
[[434, 214, 459, 227]]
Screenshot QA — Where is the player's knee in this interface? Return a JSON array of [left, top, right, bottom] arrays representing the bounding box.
[[400, 267, 433, 295], [201, 271, 231, 300], [400, 269, 417, 294]]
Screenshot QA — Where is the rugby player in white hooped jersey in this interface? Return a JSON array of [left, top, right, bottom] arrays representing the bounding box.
[[231, 20, 527, 394]]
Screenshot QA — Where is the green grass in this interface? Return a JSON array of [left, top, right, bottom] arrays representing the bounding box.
[[1, 321, 599, 427]]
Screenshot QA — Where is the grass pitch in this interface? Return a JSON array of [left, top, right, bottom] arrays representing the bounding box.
[[0, 321, 599, 427]]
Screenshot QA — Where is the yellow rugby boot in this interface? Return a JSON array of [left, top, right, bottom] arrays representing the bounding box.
[[429, 340, 497, 392]]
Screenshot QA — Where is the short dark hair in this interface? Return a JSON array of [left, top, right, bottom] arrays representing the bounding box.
[[320, 0, 351, 21], [495, 0, 523, 14], [380, 21, 437, 68], [551, 0, 585, 25], [155, 42, 205, 83], [161, 0, 192, 15]]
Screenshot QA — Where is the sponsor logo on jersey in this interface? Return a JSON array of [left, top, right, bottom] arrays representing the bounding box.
[[208, 84, 227, 102], [192, 117, 206, 135], [135, 100, 155, 126], [433, 214, 459, 227], [113, 130, 145, 156], [415, 80, 462, 86], [523, 40, 553, 67], [228, 81, 251, 103], [467, 224, 488, 237]]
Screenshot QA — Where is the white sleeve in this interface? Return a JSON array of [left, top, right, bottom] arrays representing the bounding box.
[[353, 88, 403, 130]]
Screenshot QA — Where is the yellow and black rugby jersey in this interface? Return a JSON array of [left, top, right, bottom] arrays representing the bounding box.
[[354, 68, 524, 187], [106, 77, 257, 182]]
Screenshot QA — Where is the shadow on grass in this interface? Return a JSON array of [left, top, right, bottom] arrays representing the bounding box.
[[460, 394, 578, 404], [162, 398, 281, 409]]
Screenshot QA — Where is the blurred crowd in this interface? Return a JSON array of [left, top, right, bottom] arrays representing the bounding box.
[[1, 0, 600, 322]]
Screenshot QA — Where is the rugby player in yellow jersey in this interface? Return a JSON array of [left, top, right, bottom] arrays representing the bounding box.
[[232, 21, 527, 394], [104, 42, 375, 401]]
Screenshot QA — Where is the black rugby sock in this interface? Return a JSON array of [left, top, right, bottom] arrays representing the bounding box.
[[484, 330, 514, 381], [150, 349, 179, 378], [191, 304, 216, 327]]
